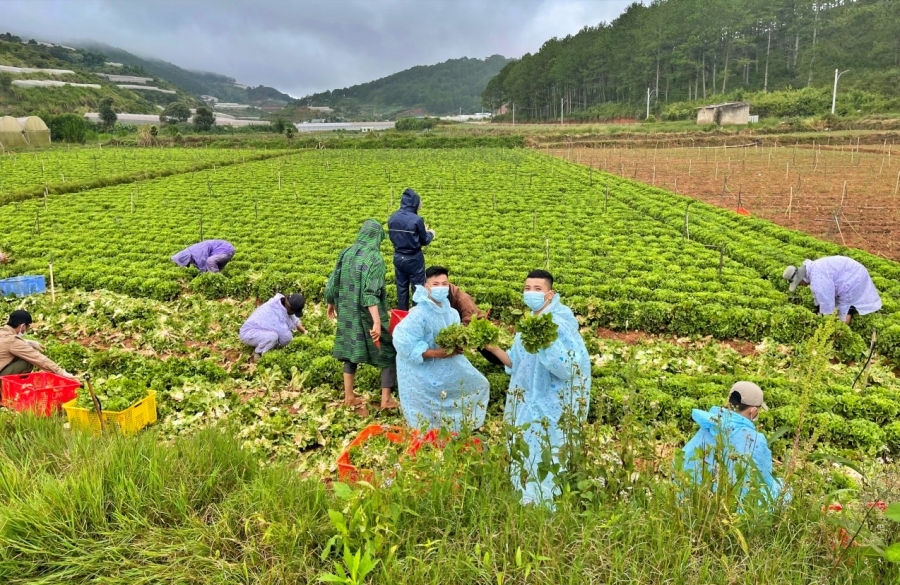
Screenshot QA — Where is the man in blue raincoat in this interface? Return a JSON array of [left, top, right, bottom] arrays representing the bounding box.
[[681, 381, 785, 505], [484, 270, 591, 506], [387, 188, 435, 311], [392, 266, 490, 432]]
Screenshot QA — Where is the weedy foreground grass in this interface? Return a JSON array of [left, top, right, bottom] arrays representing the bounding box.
[[0, 412, 892, 584]]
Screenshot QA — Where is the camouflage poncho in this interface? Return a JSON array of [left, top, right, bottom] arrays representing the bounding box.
[[325, 219, 397, 368]]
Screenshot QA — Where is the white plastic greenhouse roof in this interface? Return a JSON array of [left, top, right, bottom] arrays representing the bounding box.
[[0, 64, 75, 75]]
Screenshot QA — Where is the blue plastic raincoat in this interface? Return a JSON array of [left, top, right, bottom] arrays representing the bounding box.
[[681, 406, 785, 504], [393, 286, 489, 432], [503, 294, 591, 506]]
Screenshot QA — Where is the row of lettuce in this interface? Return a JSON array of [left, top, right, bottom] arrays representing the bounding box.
[[0, 148, 856, 353]]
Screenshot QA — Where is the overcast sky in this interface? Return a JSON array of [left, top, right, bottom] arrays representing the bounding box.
[[1, 0, 634, 97]]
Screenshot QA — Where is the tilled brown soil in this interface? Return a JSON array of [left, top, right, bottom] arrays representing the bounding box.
[[549, 142, 900, 261]]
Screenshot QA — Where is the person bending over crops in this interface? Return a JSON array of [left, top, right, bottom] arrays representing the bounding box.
[[680, 381, 785, 506], [387, 188, 435, 311], [783, 256, 881, 324], [171, 239, 235, 273], [392, 266, 490, 432], [239, 293, 307, 361], [0, 310, 74, 378], [326, 219, 399, 414], [483, 270, 591, 507]]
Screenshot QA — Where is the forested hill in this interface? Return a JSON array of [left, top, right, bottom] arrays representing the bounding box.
[[482, 0, 900, 120], [297, 55, 511, 118], [74, 41, 294, 106]]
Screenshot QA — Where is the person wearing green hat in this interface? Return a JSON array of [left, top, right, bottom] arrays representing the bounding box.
[[783, 256, 881, 323], [680, 381, 786, 505]]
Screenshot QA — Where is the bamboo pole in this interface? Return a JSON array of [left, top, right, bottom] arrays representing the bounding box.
[[49, 262, 55, 303]]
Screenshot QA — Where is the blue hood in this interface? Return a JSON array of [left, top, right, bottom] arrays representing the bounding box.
[[400, 188, 421, 212], [691, 406, 755, 437]]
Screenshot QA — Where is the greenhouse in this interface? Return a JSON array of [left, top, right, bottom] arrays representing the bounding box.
[[0, 116, 51, 149]]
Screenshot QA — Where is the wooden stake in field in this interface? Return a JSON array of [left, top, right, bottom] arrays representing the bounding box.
[[48, 262, 55, 303], [894, 170, 900, 197], [605, 179, 609, 213], [787, 186, 793, 220], [652, 166, 656, 185], [545, 238, 550, 269]]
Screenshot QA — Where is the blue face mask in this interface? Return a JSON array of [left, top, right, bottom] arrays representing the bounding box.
[[523, 291, 548, 312], [429, 286, 449, 303]]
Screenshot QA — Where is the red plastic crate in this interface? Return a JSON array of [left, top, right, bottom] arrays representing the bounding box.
[[336, 424, 409, 483], [335, 425, 483, 485], [0, 372, 80, 416], [388, 310, 408, 334]]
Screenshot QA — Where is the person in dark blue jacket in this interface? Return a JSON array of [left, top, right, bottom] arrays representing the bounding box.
[[387, 188, 435, 310]]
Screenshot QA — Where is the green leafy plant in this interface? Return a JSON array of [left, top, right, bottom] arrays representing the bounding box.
[[518, 313, 558, 354]]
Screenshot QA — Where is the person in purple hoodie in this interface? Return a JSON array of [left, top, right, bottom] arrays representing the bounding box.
[[171, 240, 235, 273], [240, 293, 307, 361]]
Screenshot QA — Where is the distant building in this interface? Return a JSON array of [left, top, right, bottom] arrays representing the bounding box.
[[201, 95, 219, 104], [306, 106, 334, 113], [233, 83, 249, 89], [106, 62, 124, 68], [697, 102, 750, 125]]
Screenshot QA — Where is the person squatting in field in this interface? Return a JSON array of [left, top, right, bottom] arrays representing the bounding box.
[[783, 256, 882, 324], [326, 219, 399, 415], [680, 381, 786, 506], [0, 310, 75, 378], [387, 188, 435, 311], [239, 293, 307, 361], [171, 240, 236, 273], [392, 266, 490, 432], [484, 269, 591, 507]]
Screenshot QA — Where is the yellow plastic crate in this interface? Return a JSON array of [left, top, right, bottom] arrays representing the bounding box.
[[62, 391, 157, 436]]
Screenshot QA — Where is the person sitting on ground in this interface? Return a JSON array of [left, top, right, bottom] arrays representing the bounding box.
[[680, 381, 785, 505], [392, 266, 490, 432], [239, 293, 307, 361], [0, 310, 74, 377], [783, 256, 881, 324], [171, 239, 236, 273]]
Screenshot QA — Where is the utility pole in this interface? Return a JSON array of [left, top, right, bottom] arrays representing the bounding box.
[[560, 98, 565, 125], [512, 103, 515, 125], [832, 68, 850, 114]]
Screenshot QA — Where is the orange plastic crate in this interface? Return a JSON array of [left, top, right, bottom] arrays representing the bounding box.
[[0, 372, 80, 416], [336, 424, 410, 483]]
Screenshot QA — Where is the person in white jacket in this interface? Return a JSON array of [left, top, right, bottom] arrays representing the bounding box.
[[784, 256, 882, 323]]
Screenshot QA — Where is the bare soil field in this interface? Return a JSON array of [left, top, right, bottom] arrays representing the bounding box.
[[549, 141, 900, 261]]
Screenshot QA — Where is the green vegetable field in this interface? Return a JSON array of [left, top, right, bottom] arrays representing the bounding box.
[[2, 144, 900, 582]]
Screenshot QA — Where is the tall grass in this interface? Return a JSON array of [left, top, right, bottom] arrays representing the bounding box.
[[0, 411, 888, 584]]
